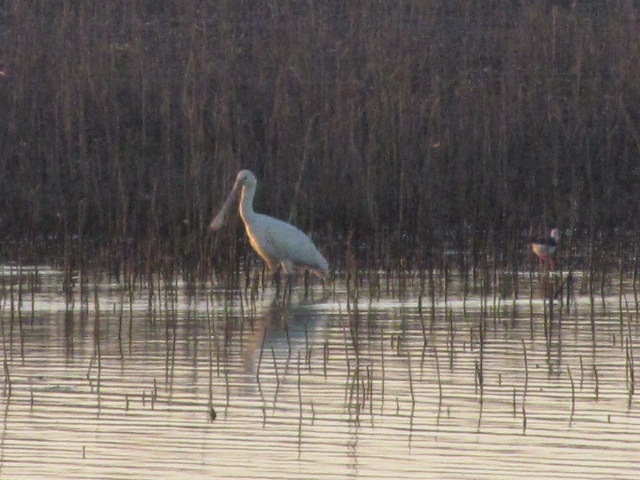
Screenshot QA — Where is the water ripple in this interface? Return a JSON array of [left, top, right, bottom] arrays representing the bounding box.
[[0, 268, 638, 479]]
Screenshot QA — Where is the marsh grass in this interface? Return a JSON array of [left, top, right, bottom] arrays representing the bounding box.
[[1, 1, 640, 280], [0, 252, 637, 445]]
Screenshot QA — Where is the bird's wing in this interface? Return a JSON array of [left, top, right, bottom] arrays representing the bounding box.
[[258, 215, 327, 271]]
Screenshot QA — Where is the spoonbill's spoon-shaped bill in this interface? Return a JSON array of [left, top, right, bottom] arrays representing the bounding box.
[[210, 170, 329, 277], [209, 180, 240, 230]]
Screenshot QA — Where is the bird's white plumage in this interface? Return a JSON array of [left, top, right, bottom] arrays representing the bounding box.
[[211, 170, 329, 277]]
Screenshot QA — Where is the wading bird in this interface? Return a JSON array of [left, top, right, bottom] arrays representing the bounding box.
[[531, 228, 560, 270], [210, 170, 329, 277]]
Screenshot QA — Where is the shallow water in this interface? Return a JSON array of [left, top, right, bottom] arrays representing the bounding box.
[[0, 265, 638, 479]]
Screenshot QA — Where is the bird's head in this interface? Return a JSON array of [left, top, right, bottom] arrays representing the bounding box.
[[235, 169, 257, 190], [210, 169, 257, 230]]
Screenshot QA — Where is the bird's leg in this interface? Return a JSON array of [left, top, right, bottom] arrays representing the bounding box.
[[303, 270, 310, 298], [540, 254, 552, 271], [277, 284, 291, 309], [281, 260, 294, 276], [280, 260, 297, 290], [273, 268, 283, 295], [283, 275, 294, 299], [273, 262, 296, 297]]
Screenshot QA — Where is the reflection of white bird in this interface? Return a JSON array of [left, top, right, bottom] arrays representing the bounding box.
[[210, 170, 329, 277], [531, 228, 560, 270]]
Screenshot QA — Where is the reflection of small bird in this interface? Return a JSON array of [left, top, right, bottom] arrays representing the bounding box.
[[210, 170, 329, 277], [531, 228, 560, 270]]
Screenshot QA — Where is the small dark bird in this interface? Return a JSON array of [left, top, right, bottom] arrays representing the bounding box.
[[531, 228, 560, 270]]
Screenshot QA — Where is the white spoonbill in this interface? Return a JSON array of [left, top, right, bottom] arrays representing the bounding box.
[[210, 170, 329, 277], [531, 228, 560, 270]]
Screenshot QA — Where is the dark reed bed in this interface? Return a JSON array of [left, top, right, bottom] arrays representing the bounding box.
[[0, 1, 639, 278]]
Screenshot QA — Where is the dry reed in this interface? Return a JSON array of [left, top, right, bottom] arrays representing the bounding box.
[[0, 1, 639, 278]]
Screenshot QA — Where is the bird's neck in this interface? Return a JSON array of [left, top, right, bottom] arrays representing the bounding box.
[[239, 186, 256, 223]]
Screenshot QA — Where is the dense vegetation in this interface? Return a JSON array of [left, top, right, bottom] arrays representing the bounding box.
[[0, 1, 639, 274]]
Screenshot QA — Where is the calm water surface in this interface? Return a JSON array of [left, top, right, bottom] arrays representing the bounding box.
[[0, 265, 638, 479]]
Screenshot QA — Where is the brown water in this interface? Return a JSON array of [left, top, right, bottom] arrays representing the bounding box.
[[0, 265, 638, 479]]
